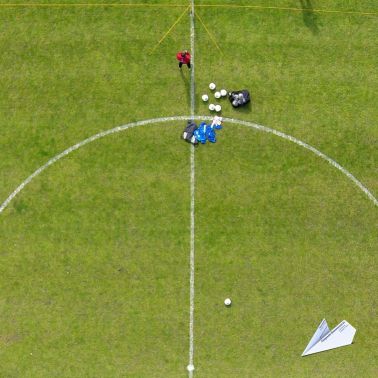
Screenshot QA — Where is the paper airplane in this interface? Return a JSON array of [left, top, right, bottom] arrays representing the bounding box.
[[302, 319, 356, 356]]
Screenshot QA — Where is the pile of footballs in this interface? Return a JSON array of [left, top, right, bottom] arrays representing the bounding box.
[[202, 83, 227, 113]]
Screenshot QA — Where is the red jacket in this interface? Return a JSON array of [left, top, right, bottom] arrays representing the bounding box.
[[176, 51, 191, 64]]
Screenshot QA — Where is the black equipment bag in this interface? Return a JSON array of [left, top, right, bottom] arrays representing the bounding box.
[[182, 120, 198, 145], [228, 90, 251, 108]]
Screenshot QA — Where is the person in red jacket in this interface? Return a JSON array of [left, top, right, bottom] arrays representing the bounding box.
[[176, 50, 191, 69]]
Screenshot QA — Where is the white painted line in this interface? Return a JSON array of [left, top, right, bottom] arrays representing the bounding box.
[[190, 0, 195, 119], [189, 143, 195, 377], [188, 1, 196, 376], [1, 115, 376, 215], [222, 117, 378, 206], [0, 116, 184, 215]]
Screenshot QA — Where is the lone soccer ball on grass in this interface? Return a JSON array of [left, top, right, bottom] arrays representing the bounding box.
[[224, 298, 232, 306]]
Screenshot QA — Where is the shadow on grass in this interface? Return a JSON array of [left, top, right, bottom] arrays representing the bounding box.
[[180, 68, 191, 108], [299, 0, 319, 35]]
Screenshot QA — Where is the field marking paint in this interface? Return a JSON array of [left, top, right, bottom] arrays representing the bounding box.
[[1, 116, 377, 215], [151, 5, 190, 53], [0, 3, 188, 8], [1, 3, 376, 17], [0, 117, 183, 215], [194, 11, 223, 55], [196, 4, 378, 17], [188, 1, 196, 376], [190, 1, 195, 119], [223, 117, 378, 206]]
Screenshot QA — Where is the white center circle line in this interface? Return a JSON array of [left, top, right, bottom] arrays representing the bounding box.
[[1, 115, 376, 216]]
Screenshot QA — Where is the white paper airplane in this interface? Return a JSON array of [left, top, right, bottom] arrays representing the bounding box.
[[302, 319, 356, 356]]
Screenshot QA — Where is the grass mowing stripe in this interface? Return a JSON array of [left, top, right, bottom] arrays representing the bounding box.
[[1, 116, 376, 216]]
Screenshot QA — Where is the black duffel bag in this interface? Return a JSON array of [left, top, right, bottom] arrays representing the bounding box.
[[229, 90, 251, 108], [182, 120, 198, 145]]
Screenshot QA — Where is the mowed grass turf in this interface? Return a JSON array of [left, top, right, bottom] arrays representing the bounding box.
[[0, 4, 192, 202], [194, 127, 377, 376], [0, 124, 191, 376], [0, 1, 377, 377]]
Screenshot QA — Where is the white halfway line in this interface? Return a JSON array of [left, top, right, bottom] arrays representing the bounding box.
[[188, 0, 196, 376], [0, 116, 377, 216]]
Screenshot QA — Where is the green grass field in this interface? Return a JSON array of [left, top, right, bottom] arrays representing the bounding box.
[[0, 1, 377, 376]]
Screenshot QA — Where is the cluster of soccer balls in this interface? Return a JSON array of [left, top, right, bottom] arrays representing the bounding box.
[[202, 83, 227, 113]]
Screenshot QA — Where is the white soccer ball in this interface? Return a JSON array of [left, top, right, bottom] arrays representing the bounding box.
[[224, 298, 232, 306], [209, 82, 216, 90], [214, 91, 221, 99], [220, 89, 227, 97], [215, 105, 221, 112], [209, 103, 215, 111], [202, 94, 209, 102]]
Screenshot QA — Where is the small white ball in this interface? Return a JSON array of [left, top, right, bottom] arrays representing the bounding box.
[[187, 364, 195, 372], [224, 298, 232, 306], [209, 103, 215, 111], [220, 89, 227, 97], [214, 91, 221, 99], [215, 105, 222, 112], [209, 82, 216, 90], [202, 94, 209, 102]]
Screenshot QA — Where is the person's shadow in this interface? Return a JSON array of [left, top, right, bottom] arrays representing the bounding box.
[[299, 0, 319, 34], [180, 69, 191, 109]]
